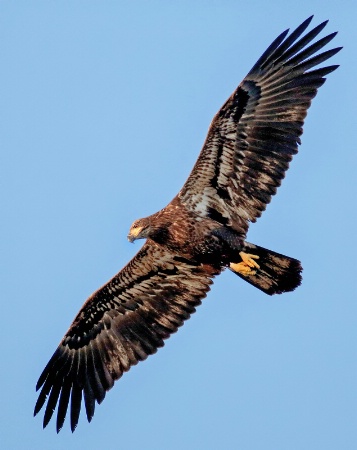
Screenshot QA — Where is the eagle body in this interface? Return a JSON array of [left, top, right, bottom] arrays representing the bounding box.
[[128, 197, 244, 265], [34, 17, 341, 432]]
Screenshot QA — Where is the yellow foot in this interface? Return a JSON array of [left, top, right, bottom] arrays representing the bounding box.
[[230, 252, 260, 276]]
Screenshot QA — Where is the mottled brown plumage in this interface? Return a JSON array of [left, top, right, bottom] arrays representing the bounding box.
[[34, 17, 340, 432]]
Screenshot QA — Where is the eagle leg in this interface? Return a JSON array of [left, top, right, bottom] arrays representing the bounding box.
[[211, 227, 244, 250], [230, 252, 260, 276]]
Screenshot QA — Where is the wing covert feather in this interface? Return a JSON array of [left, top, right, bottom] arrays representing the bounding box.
[[34, 242, 219, 432]]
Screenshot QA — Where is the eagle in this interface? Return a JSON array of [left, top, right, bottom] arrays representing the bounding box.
[[34, 16, 340, 432]]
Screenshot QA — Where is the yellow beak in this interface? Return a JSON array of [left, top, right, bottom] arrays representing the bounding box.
[[127, 226, 143, 242]]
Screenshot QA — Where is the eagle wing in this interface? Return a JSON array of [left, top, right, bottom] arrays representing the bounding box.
[[179, 17, 341, 235], [34, 241, 220, 432]]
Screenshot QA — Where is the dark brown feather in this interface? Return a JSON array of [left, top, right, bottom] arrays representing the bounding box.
[[179, 18, 341, 235], [35, 242, 219, 432]]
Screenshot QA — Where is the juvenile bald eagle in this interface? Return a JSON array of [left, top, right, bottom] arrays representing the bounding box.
[[34, 17, 341, 432]]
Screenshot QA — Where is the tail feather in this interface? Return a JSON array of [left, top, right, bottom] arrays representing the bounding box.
[[230, 242, 302, 295]]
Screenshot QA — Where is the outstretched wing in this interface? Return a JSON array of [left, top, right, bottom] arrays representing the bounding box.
[[34, 242, 220, 432], [179, 16, 341, 235]]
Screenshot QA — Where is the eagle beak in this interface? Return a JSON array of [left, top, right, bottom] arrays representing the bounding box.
[[127, 226, 143, 243]]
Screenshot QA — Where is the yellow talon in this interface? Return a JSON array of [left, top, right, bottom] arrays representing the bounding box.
[[229, 252, 260, 276], [239, 252, 260, 269], [230, 262, 256, 276]]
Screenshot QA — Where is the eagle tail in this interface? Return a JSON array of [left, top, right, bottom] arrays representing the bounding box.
[[229, 242, 302, 295]]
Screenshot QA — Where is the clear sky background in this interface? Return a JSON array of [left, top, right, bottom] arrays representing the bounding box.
[[1, 2, 356, 449]]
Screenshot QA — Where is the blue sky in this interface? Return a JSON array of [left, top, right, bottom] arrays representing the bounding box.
[[1, 2, 356, 449]]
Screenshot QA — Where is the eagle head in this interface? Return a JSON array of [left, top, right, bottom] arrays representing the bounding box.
[[127, 217, 152, 242]]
